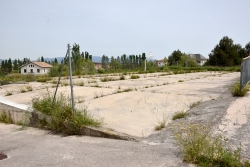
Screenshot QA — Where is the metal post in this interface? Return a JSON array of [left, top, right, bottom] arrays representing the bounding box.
[[144, 59, 146, 71], [68, 44, 75, 115]]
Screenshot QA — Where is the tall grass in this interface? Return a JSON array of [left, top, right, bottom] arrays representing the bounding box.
[[172, 123, 250, 166], [32, 90, 101, 135]]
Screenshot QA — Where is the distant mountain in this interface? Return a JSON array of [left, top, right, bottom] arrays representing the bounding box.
[[44, 56, 102, 63]]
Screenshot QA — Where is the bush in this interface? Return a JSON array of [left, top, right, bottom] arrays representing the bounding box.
[[32, 91, 101, 135]]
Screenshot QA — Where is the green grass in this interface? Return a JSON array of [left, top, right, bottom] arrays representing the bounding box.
[[172, 123, 250, 167], [32, 91, 101, 135]]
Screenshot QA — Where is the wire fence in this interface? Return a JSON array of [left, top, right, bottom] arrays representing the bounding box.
[[240, 55, 250, 89]]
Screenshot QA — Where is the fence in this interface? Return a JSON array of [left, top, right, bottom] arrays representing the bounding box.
[[240, 55, 250, 89]]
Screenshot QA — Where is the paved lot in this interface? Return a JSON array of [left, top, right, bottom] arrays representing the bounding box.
[[1, 71, 250, 166], [0, 72, 240, 137]]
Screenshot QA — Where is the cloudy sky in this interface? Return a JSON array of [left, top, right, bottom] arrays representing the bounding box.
[[0, 0, 249, 60]]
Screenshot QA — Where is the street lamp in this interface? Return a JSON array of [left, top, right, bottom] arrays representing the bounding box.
[[145, 52, 153, 71]]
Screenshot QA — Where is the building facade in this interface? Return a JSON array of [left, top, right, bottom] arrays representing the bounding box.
[[20, 62, 52, 74]]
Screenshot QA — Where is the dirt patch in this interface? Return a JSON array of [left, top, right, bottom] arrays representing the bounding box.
[[0, 153, 7, 160]]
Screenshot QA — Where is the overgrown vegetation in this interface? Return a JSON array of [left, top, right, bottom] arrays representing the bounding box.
[[5, 89, 13, 96], [231, 81, 250, 97], [172, 123, 250, 167], [130, 75, 140, 79], [172, 111, 188, 120], [155, 114, 167, 131], [0, 111, 13, 124], [0, 74, 51, 84], [32, 91, 101, 135]]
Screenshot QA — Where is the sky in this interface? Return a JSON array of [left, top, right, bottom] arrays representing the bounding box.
[[0, 0, 250, 61]]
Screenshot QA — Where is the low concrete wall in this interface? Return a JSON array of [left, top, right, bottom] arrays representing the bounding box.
[[0, 102, 31, 124], [0, 102, 138, 141]]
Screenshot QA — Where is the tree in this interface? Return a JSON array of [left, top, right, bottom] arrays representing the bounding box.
[[180, 54, 197, 67], [13, 59, 18, 71], [71, 43, 82, 73], [245, 42, 250, 55], [54, 58, 58, 64], [41, 56, 44, 62], [168, 49, 183, 66], [101, 55, 109, 70], [206, 36, 246, 66]]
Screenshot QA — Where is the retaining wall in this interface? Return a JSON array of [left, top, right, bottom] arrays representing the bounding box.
[[0, 102, 31, 124], [0, 102, 137, 141]]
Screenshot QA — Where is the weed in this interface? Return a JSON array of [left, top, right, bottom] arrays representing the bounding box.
[[19, 86, 27, 93], [178, 80, 184, 82], [0, 111, 13, 124], [231, 81, 249, 97], [130, 75, 140, 79], [100, 77, 116, 82], [5, 89, 13, 96], [172, 123, 250, 166], [189, 100, 202, 109], [61, 82, 69, 86], [120, 75, 125, 80], [52, 80, 57, 84], [122, 88, 133, 92], [32, 91, 101, 135], [155, 113, 167, 131], [172, 111, 187, 120], [76, 81, 84, 86], [26, 85, 33, 91]]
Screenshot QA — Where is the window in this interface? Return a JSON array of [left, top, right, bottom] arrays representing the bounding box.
[[24, 69, 26, 73], [37, 69, 40, 73]]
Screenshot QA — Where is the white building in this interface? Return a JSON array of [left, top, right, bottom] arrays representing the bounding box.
[[20, 62, 52, 74], [156, 59, 167, 67]]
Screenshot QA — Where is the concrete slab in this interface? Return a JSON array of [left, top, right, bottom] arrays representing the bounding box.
[[0, 72, 240, 138]]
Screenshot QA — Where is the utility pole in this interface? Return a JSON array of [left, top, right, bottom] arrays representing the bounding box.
[[68, 44, 75, 115]]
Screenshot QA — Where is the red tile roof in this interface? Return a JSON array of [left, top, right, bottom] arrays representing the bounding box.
[[32, 62, 52, 68]]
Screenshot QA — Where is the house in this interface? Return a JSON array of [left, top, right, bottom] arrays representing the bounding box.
[[20, 62, 52, 74], [189, 54, 207, 66], [93, 62, 102, 69], [156, 59, 167, 67]]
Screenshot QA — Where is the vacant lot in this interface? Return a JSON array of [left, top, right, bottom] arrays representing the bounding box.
[[0, 71, 240, 137]]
